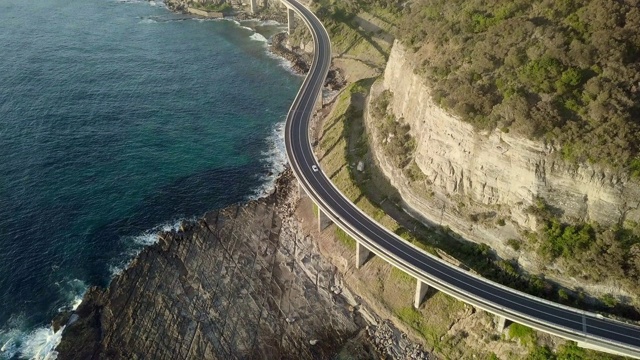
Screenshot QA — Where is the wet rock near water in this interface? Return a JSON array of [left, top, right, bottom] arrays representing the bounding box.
[[56, 170, 366, 359], [270, 32, 312, 75], [269, 32, 345, 91]]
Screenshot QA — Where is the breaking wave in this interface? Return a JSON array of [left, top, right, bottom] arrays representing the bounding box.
[[0, 280, 86, 360], [248, 121, 288, 200], [109, 219, 186, 277], [249, 32, 268, 43]]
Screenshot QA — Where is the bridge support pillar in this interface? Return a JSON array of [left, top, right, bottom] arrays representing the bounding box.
[[356, 242, 370, 269], [496, 316, 509, 333], [315, 92, 323, 111], [249, 0, 257, 14], [317, 207, 332, 232], [287, 7, 295, 34], [414, 279, 429, 308], [298, 181, 307, 197]]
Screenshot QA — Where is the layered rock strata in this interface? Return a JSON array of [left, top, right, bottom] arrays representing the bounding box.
[[366, 40, 640, 295], [382, 41, 640, 230]]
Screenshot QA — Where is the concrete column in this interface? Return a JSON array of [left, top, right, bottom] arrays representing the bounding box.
[[356, 242, 370, 269], [317, 207, 332, 232], [287, 7, 295, 34], [496, 316, 509, 333], [315, 91, 323, 111], [297, 181, 307, 197], [249, 0, 257, 14], [414, 279, 429, 308]]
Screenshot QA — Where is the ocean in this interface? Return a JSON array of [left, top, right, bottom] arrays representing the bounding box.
[[0, 0, 301, 358]]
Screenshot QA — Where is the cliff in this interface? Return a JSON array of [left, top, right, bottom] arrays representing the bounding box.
[[366, 40, 640, 298]]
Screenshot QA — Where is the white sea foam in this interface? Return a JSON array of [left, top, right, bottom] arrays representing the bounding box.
[[109, 219, 186, 276], [260, 20, 282, 26], [139, 18, 157, 24], [248, 121, 288, 200], [0, 322, 21, 359], [240, 25, 253, 31], [18, 326, 64, 360], [249, 33, 268, 43], [0, 280, 86, 360], [1, 219, 185, 359], [265, 50, 301, 76]]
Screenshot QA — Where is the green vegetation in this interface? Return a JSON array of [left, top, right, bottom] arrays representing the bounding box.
[[371, 90, 427, 183], [394, 292, 468, 355], [317, 66, 629, 360], [525, 341, 626, 360], [307, 0, 396, 66], [188, 1, 232, 13], [366, 81, 640, 322], [394, 0, 640, 172], [518, 198, 640, 319], [508, 323, 536, 346], [335, 227, 356, 249], [391, 266, 414, 283], [540, 219, 594, 259], [373, 91, 417, 168], [507, 238, 521, 251], [527, 346, 555, 360], [396, 306, 438, 343], [526, 199, 640, 311], [601, 293, 618, 308]]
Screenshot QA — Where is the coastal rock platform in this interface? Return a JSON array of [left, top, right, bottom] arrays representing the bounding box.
[[56, 170, 372, 359]]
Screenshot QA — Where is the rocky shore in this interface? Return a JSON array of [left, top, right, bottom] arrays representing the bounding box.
[[56, 170, 359, 358], [55, 169, 431, 359], [54, 4, 428, 359]]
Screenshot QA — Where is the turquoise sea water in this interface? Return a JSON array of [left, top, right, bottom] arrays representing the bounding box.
[[0, 0, 301, 357]]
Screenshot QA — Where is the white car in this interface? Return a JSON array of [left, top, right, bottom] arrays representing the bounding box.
[[312, 165, 319, 172]]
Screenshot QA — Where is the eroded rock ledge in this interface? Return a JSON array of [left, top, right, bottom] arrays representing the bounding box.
[[56, 170, 373, 359]]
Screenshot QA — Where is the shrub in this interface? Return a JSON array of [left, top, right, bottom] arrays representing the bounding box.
[[335, 227, 356, 249], [558, 288, 570, 303], [527, 346, 555, 360], [556, 341, 586, 360], [394, 0, 640, 171], [601, 293, 618, 308], [507, 238, 521, 251], [509, 323, 536, 345], [540, 219, 594, 259]]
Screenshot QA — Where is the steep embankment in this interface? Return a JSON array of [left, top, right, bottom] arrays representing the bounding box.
[[366, 40, 640, 300]]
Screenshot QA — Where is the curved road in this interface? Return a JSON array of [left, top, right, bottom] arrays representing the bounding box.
[[282, 0, 640, 357]]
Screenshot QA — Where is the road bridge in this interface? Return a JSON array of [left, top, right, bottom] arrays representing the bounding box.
[[280, 0, 640, 357]]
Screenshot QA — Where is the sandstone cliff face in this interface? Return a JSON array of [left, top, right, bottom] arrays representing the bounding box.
[[366, 41, 640, 295], [382, 41, 640, 230]]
